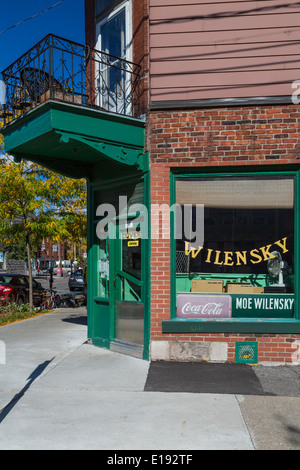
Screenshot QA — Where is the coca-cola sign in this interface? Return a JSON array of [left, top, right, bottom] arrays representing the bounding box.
[[177, 294, 232, 318]]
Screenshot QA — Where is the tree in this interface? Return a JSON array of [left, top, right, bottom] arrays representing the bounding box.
[[6, 237, 29, 261], [36, 166, 87, 270], [0, 153, 87, 311]]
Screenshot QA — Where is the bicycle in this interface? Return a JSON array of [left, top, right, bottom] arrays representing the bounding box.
[[49, 288, 62, 309], [40, 288, 61, 310], [59, 292, 85, 308]]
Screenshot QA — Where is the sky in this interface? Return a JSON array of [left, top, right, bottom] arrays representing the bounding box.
[[0, 0, 85, 72]]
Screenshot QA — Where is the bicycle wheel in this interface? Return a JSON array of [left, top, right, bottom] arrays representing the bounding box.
[[54, 294, 61, 307], [64, 297, 76, 308]]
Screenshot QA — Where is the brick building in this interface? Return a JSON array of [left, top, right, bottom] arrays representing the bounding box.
[[2, 0, 300, 363], [37, 239, 66, 270]]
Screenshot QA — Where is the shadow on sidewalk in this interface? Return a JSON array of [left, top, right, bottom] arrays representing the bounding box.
[[0, 358, 54, 423], [62, 314, 87, 325]]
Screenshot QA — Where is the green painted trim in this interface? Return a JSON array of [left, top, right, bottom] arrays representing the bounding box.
[[109, 221, 116, 343], [142, 168, 151, 360], [171, 164, 300, 176], [294, 171, 300, 320], [1, 103, 53, 138], [91, 337, 110, 349], [2, 101, 145, 140], [86, 182, 94, 341], [170, 172, 177, 320], [162, 318, 300, 334], [2, 101, 146, 179], [55, 131, 146, 171], [116, 269, 143, 287]]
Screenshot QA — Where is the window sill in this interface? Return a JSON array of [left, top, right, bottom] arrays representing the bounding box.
[[162, 318, 300, 334]]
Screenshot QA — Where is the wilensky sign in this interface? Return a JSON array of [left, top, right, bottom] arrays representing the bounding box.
[[184, 236, 288, 266], [177, 293, 294, 319]]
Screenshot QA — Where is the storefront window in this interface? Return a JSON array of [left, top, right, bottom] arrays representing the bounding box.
[[175, 175, 295, 319]]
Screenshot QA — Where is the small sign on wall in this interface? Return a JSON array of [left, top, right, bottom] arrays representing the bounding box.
[[236, 342, 258, 364], [177, 293, 232, 319], [128, 240, 139, 247]]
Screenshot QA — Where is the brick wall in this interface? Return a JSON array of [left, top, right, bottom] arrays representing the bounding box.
[[148, 103, 300, 364], [85, 0, 95, 48], [133, 0, 149, 115], [147, 104, 300, 165]]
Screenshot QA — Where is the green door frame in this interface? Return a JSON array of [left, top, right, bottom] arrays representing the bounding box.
[[109, 217, 144, 347], [88, 171, 150, 360]]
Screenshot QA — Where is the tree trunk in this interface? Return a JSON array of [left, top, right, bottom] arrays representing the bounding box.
[[58, 241, 63, 277], [26, 233, 33, 312]]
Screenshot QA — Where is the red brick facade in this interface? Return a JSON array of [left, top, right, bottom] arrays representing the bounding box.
[[147, 104, 300, 364], [132, 0, 148, 115], [147, 105, 300, 165]]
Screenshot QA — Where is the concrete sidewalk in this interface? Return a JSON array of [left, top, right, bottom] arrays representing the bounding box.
[[0, 308, 299, 450]]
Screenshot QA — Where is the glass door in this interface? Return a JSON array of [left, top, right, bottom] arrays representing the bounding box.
[[114, 221, 144, 347]]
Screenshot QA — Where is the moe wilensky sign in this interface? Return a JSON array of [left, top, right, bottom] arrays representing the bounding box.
[[177, 293, 294, 319], [232, 293, 294, 318]]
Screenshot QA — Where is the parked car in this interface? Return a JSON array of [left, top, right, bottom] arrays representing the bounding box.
[[0, 274, 47, 306], [68, 268, 84, 291]]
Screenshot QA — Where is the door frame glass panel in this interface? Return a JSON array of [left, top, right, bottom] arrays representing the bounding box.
[[113, 217, 144, 347]]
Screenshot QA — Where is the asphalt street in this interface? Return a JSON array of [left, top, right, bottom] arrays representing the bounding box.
[[35, 273, 73, 295]]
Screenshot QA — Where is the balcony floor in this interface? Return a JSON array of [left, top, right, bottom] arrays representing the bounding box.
[[2, 100, 146, 180]]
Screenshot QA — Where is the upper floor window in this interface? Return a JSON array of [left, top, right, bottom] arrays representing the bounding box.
[[96, 1, 132, 114]]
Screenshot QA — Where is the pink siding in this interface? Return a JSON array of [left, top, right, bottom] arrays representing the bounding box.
[[149, 0, 300, 103]]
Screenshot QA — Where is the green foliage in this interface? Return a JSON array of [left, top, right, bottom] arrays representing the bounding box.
[[0, 153, 87, 310], [5, 238, 28, 261], [0, 302, 31, 314], [0, 155, 87, 245], [0, 302, 45, 326]]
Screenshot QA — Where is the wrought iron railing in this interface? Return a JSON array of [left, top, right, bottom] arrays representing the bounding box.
[[0, 34, 141, 126]]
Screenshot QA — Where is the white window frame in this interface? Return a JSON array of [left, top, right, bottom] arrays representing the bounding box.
[[96, 1, 132, 63], [95, 0, 132, 113]]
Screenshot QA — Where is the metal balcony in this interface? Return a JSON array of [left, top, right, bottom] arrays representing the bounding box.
[[0, 34, 141, 126]]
